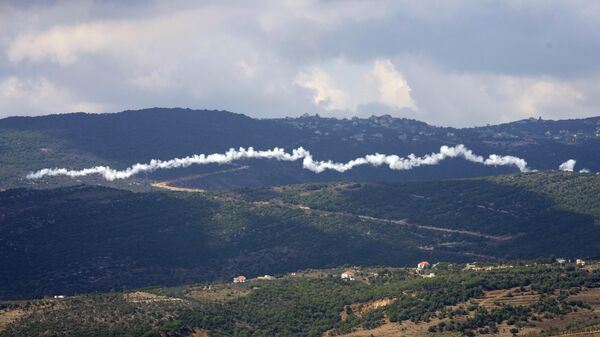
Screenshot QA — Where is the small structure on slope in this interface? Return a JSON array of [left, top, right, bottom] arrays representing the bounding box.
[[256, 275, 275, 280], [233, 275, 247, 283], [341, 270, 355, 281], [417, 261, 430, 272]]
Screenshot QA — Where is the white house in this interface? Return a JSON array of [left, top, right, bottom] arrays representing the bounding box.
[[341, 270, 355, 281], [233, 275, 247, 283], [256, 275, 275, 280], [417, 261, 430, 271]]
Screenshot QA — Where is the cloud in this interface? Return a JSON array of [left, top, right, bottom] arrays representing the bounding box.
[[8, 23, 111, 65], [497, 77, 585, 120], [1, 1, 600, 124], [295, 68, 350, 111], [295, 59, 418, 116], [0, 76, 106, 116], [371, 59, 417, 111], [390, 57, 595, 126]]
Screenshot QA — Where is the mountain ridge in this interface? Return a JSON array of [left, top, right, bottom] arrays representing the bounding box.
[[1, 108, 599, 190]]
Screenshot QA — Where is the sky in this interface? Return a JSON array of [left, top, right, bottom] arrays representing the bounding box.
[[1, 0, 599, 127]]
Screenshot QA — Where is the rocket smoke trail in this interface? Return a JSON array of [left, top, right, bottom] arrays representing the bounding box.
[[26, 144, 532, 181]]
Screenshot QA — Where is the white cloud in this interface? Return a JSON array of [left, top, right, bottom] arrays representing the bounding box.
[[371, 59, 417, 111], [295, 68, 350, 111], [0, 76, 106, 116], [514, 80, 584, 118], [294, 59, 417, 115], [8, 23, 112, 65], [386, 57, 596, 126]]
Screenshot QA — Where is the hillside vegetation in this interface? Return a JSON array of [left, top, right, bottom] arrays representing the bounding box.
[[2, 264, 600, 337], [241, 171, 600, 256], [1, 108, 599, 189], [1, 172, 599, 299]]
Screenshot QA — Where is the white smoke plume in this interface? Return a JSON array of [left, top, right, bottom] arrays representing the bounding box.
[[559, 159, 576, 172], [26, 144, 532, 181]]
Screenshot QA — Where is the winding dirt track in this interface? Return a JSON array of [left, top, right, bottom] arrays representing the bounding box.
[[151, 165, 249, 192], [152, 171, 512, 242], [254, 199, 511, 241], [356, 214, 513, 241]]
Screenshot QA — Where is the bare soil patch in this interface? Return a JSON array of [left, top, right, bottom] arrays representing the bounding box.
[[0, 309, 26, 332], [124, 291, 182, 303], [187, 285, 250, 303], [341, 297, 396, 321]]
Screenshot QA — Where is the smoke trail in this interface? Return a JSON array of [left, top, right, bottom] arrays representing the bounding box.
[[26, 144, 532, 181], [559, 159, 576, 172]]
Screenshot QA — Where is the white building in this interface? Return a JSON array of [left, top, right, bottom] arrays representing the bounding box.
[[233, 275, 247, 283], [417, 261, 430, 271], [256, 275, 275, 280], [341, 270, 355, 281]]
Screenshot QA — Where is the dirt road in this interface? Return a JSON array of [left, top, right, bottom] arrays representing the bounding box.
[[151, 165, 249, 192]]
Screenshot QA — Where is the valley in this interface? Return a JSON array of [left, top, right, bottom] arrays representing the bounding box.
[[4, 2, 600, 335], [1, 110, 600, 336], [1, 171, 599, 300]]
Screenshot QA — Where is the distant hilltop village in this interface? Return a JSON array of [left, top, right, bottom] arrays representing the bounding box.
[[228, 258, 590, 285]]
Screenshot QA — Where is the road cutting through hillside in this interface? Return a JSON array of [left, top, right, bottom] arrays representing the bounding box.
[[152, 171, 513, 242], [151, 165, 250, 192], [259, 199, 514, 241]]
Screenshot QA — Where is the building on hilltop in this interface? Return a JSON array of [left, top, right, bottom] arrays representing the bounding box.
[[233, 275, 247, 283]]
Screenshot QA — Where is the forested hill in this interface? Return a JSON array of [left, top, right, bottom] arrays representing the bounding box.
[[1, 171, 599, 299], [1, 108, 599, 189]]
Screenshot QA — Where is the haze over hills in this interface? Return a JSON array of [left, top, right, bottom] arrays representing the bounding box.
[[1, 108, 599, 190]]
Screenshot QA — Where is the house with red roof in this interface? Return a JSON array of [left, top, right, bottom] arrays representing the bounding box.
[[417, 261, 430, 271], [233, 275, 247, 283], [341, 270, 355, 281]]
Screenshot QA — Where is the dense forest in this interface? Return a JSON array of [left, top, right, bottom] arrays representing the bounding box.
[[1, 172, 599, 300]]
